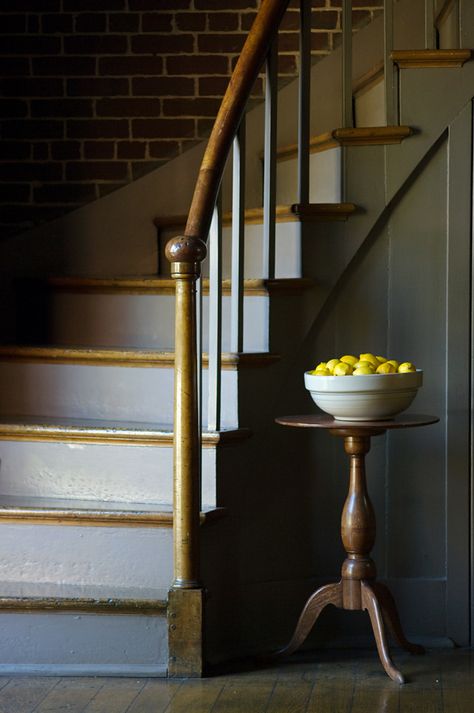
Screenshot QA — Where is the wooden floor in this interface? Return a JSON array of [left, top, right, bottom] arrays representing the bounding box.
[[0, 648, 472, 712]]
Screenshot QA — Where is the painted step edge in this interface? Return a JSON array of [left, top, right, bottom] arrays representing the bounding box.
[[154, 203, 357, 229], [0, 345, 280, 369], [0, 595, 167, 615], [275, 126, 414, 162], [391, 49, 472, 68], [0, 498, 227, 528], [0, 417, 252, 447], [47, 276, 315, 296]]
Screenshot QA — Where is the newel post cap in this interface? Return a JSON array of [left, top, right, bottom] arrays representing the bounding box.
[[165, 235, 207, 265]]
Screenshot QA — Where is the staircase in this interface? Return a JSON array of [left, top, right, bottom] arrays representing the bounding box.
[[0, 0, 473, 675]]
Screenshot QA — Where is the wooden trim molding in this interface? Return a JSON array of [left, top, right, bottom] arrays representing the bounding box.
[[0, 418, 252, 447], [435, 0, 458, 28], [353, 61, 384, 97], [0, 345, 279, 370], [391, 49, 472, 68], [0, 595, 167, 615]]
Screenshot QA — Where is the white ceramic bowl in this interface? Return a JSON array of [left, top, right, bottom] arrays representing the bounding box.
[[304, 369, 423, 421]]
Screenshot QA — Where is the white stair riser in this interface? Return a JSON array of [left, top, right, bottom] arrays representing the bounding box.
[[0, 524, 172, 592], [276, 148, 342, 205], [49, 292, 268, 352], [0, 612, 167, 674], [0, 362, 238, 427], [0, 440, 217, 506]]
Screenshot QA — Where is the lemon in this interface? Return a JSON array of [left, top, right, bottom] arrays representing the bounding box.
[[376, 362, 396, 374], [359, 353, 379, 368], [398, 362, 416, 373], [354, 360, 373, 370], [353, 365, 375, 375], [340, 355, 358, 367], [387, 359, 400, 370], [313, 362, 327, 371], [376, 355, 387, 363], [313, 368, 331, 376], [326, 358, 340, 374], [333, 362, 353, 376]]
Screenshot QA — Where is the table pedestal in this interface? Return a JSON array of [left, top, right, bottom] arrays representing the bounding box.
[[271, 417, 438, 684]]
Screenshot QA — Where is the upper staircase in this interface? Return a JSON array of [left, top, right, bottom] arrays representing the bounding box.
[[0, 0, 473, 675]]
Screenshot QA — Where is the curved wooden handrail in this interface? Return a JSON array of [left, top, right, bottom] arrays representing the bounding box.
[[166, 0, 290, 264]]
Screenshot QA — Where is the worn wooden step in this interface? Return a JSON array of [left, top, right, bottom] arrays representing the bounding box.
[[0, 495, 225, 528], [391, 49, 472, 68], [0, 417, 247, 506]]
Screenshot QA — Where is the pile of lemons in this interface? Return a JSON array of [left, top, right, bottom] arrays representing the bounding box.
[[310, 353, 416, 376]]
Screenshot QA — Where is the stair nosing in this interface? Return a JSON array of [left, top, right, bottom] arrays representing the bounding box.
[[391, 49, 472, 68], [0, 595, 167, 615]]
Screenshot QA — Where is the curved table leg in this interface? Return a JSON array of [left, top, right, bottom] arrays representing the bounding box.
[[372, 582, 425, 655], [270, 581, 342, 660], [361, 580, 405, 684]]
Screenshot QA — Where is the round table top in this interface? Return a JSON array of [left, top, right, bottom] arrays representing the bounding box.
[[275, 413, 439, 432]]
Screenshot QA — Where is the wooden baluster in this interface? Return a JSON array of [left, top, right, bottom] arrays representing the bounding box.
[[298, 0, 311, 204], [342, 0, 353, 128], [231, 120, 246, 354], [384, 0, 398, 126], [263, 38, 278, 280]]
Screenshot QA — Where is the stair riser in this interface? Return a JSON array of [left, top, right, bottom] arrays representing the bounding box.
[[0, 524, 172, 592], [0, 440, 217, 506], [0, 362, 239, 427], [276, 148, 342, 205], [0, 611, 167, 674], [49, 292, 268, 352], [161, 222, 301, 279]]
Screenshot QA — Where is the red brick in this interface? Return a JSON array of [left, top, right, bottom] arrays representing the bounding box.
[[4, 0, 59, 10], [131, 34, 194, 54], [240, 12, 258, 31], [0, 35, 61, 55], [0, 15, 26, 33], [66, 161, 128, 180], [67, 78, 129, 97], [198, 33, 246, 53], [311, 10, 339, 29], [129, 0, 190, 8], [0, 205, 67, 227], [2, 120, 64, 139], [1, 58, 30, 76], [63, 0, 125, 9], [32, 143, 49, 160], [96, 97, 161, 117], [166, 54, 228, 75], [195, 0, 257, 8], [132, 76, 194, 96], [196, 118, 214, 137], [198, 76, 230, 96], [27, 15, 40, 33], [84, 141, 115, 159], [0, 99, 28, 117], [0, 162, 62, 181], [31, 99, 93, 117], [42, 14, 74, 33], [0, 184, 31, 203], [353, 10, 372, 26], [51, 141, 82, 160], [98, 181, 127, 197], [64, 35, 127, 55], [1, 78, 64, 97], [109, 13, 140, 32], [149, 140, 180, 159], [131, 160, 164, 179], [74, 13, 107, 32], [132, 118, 195, 139], [67, 119, 129, 138], [0, 142, 31, 160], [278, 53, 297, 74], [276, 32, 299, 52], [117, 141, 146, 159], [311, 31, 330, 51], [175, 12, 207, 31], [34, 183, 97, 204], [208, 12, 239, 31], [163, 97, 220, 117], [141, 13, 173, 32], [99, 56, 163, 75], [34, 56, 96, 76]]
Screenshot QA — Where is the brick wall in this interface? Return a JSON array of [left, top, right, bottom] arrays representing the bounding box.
[[0, 0, 382, 238]]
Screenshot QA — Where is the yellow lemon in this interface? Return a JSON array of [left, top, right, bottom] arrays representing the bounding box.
[[376, 355, 387, 363], [387, 359, 400, 370], [398, 362, 416, 373], [313, 361, 327, 371], [359, 353, 379, 367], [313, 368, 331, 376], [326, 358, 340, 374], [353, 365, 375, 375], [354, 360, 373, 370], [340, 355, 358, 367], [376, 362, 396, 374], [333, 362, 353, 376]]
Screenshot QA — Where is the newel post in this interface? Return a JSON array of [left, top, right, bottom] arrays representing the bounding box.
[[165, 234, 207, 677]]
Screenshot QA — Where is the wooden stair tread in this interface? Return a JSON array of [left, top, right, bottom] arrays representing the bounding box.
[[391, 49, 472, 68], [0, 494, 226, 528], [48, 275, 315, 296], [0, 415, 251, 446], [0, 345, 280, 369], [154, 202, 357, 229], [276, 126, 414, 161]]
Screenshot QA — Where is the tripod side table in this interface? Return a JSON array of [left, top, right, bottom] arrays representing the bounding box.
[[274, 413, 439, 684]]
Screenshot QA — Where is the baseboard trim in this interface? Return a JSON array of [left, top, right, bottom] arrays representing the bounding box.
[[0, 664, 168, 677]]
